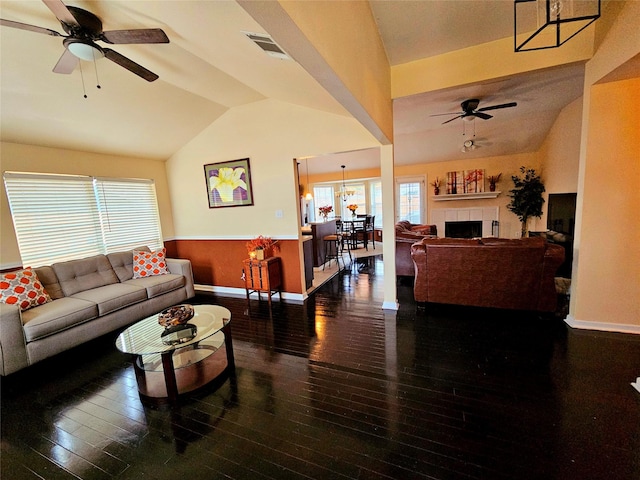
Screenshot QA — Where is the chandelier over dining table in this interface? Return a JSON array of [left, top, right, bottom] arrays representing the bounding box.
[[336, 165, 355, 202]]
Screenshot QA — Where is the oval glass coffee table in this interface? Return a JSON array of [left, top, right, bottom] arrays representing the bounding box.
[[116, 304, 235, 405]]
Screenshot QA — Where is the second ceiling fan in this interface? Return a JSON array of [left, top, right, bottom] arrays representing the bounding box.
[[433, 99, 517, 125]]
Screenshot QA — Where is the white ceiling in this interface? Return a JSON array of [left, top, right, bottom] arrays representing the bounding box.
[[0, 0, 590, 173]]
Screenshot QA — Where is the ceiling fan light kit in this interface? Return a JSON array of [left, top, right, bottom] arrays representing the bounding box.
[[1, 0, 169, 82], [64, 38, 104, 61], [462, 140, 477, 153], [514, 0, 601, 52]]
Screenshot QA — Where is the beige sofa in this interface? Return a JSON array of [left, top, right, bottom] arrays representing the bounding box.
[[0, 248, 195, 375]]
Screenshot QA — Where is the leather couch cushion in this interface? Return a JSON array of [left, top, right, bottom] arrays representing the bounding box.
[[22, 297, 98, 342], [52, 255, 119, 297], [480, 237, 546, 247], [71, 283, 147, 316]]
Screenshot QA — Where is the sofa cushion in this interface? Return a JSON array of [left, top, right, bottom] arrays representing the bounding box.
[[107, 246, 151, 282], [133, 249, 169, 278], [53, 255, 119, 297], [33, 266, 64, 300], [0, 268, 52, 311], [480, 237, 546, 247], [21, 297, 98, 342], [125, 274, 186, 299], [71, 283, 148, 316]]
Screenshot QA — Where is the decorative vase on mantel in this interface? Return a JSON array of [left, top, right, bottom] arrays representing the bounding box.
[[434, 186, 440, 195]]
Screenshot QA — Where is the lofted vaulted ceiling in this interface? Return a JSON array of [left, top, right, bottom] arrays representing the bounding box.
[[0, 0, 592, 171]]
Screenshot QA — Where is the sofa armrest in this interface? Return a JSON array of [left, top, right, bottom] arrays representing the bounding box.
[[537, 243, 566, 311], [0, 303, 29, 376], [410, 241, 429, 302], [167, 258, 195, 299]]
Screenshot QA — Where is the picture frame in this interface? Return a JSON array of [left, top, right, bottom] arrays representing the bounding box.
[[204, 158, 254, 208]]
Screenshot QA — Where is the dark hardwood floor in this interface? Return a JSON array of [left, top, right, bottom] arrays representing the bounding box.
[[2, 255, 639, 479]]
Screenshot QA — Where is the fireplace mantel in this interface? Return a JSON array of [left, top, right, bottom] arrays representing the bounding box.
[[431, 191, 501, 201]]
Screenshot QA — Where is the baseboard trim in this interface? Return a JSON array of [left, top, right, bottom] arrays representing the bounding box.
[[382, 301, 399, 311], [564, 315, 640, 335], [194, 284, 304, 303]]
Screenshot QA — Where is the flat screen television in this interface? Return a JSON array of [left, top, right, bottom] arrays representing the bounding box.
[[547, 193, 576, 235]]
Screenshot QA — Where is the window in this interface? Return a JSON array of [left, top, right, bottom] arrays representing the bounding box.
[[313, 185, 334, 216], [370, 181, 383, 227], [340, 183, 366, 217], [4, 172, 163, 267], [396, 177, 425, 224]]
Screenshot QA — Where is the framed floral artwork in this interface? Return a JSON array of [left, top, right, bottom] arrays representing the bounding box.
[[204, 158, 254, 208]]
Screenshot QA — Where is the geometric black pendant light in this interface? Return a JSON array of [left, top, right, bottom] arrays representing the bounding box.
[[515, 0, 600, 52]]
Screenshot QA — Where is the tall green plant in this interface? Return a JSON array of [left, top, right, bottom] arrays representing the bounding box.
[[507, 166, 545, 237]]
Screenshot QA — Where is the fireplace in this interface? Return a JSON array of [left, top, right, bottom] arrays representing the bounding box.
[[431, 207, 499, 239], [445, 221, 483, 238]]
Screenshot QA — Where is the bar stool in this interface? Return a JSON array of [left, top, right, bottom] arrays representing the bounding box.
[[323, 220, 350, 271], [322, 233, 344, 270], [337, 220, 352, 263]]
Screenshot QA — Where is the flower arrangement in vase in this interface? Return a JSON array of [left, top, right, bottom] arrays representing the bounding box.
[[487, 173, 502, 192], [430, 177, 441, 195], [246, 235, 279, 260], [318, 205, 333, 221], [346, 204, 358, 217]]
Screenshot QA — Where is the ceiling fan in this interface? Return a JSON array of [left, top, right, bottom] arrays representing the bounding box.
[[0, 0, 169, 82], [432, 99, 517, 125]]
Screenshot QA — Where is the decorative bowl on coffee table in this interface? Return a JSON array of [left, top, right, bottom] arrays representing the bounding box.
[[158, 304, 194, 328]]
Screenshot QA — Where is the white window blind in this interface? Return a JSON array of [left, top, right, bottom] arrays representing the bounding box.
[[4, 172, 163, 268], [95, 178, 163, 253]]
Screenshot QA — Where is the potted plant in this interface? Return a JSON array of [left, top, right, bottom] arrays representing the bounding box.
[[430, 177, 441, 195], [246, 235, 279, 260], [346, 204, 358, 217], [487, 173, 502, 192], [506, 166, 545, 237], [318, 205, 333, 221]]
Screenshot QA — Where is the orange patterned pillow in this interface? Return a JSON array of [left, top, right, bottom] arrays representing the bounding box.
[[0, 267, 52, 311], [133, 249, 169, 278]]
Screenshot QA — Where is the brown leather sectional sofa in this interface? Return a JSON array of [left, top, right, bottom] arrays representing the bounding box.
[[410, 236, 565, 311], [395, 221, 437, 277]]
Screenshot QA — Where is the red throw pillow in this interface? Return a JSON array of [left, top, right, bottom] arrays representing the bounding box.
[[133, 249, 169, 278], [0, 267, 52, 311]]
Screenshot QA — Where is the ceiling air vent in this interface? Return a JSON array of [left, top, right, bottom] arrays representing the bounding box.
[[243, 31, 290, 60]]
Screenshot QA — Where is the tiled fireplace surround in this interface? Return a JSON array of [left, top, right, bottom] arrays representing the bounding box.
[[431, 207, 499, 238]]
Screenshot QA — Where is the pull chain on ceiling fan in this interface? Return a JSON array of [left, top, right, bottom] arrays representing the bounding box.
[[0, 0, 169, 82]]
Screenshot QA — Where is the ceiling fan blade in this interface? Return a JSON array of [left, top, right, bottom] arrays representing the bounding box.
[[430, 111, 464, 117], [0, 18, 62, 36], [442, 115, 464, 125], [476, 102, 517, 112], [474, 112, 493, 120], [103, 48, 159, 82], [101, 28, 169, 45], [42, 0, 79, 27], [52, 48, 79, 74]]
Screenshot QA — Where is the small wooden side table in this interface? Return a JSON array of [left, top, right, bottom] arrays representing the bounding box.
[[242, 256, 282, 307]]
